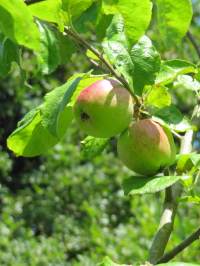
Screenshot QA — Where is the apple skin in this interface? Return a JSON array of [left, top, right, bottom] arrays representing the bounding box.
[[117, 119, 176, 176], [73, 79, 134, 138]]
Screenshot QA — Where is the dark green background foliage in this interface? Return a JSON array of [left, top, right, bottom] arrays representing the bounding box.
[[0, 0, 200, 265]]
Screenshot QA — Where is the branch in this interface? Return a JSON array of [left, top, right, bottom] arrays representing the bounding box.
[[64, 27, 140, 106], [157, 226, 200, 263], [148, 130, 194, 264], [187, 31, 200, 59], [25, 0, 44, 5]]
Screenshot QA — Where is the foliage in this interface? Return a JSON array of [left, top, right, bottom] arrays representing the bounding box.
[[0, 0, 200, 265]]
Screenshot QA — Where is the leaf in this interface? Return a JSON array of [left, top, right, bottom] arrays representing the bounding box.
[[56, 30, 76, 65], [98, 256, 131, 266], [28, 0, 64, 31], [131, 36, 161, 95], [117, 0, 152, 44], [41, 74, 104, 137], [176, 154, 194, 173], [62, 0, 94, 22], [156, 0, 193, 46], [102, 0, 118, 15], [0, 36, 19, 77], [81, 136, 109, 160], [102, 14, 134, 89], [36, 22, 75, 74], [179, 196, 200, 205], [146, 85, 171, 108], [36, 22, 61, 74], [0, 0, 40, 51], [177, 153, 200, 173], [123, 175, 183, 195], [7, 107, 58, 157], [158, 263, 200, 266], [156, 59, 197, 85], [103, 41, 134, 89], [174, 75, 200, 92], [151, 105, 183, 125], [41, 76, 82, 137]]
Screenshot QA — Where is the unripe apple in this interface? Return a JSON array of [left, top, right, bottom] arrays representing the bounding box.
[[117, 119, 176, 176], [73, 79, 134, 137]]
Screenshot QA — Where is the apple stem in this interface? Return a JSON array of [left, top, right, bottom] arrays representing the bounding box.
[[64, 27, 141, 108]]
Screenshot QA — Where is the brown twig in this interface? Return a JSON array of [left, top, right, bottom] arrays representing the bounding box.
[[157, 226, 200, 263], [25, 0, 44, 5], [187, 31, 200, 59], [64, 27, 140, 106]]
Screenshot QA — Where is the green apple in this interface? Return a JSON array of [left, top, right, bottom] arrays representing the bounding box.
[[117, 119, 176, 176], [73, 79, 134, 138]]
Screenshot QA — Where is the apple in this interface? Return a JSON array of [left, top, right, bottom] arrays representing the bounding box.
[[117, 119, 176, 176], [73, 79, 134, 137]]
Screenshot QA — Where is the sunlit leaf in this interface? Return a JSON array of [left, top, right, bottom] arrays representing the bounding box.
[[156, 60, 196, 85], [0, 0, 40, 51], [146, 85, 171, 108], [28, 0, 64, 31], [81, 136, 109, 160], [0, 35, 19, 77], [7, 107, 58, 157], [98, 256, 131, 266], [131, 36, 161, 95], [156, 0, 193, 45], [123, 175, 183, 195]]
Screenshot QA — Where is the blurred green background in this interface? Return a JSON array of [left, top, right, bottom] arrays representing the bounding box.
[[0, 1, 200, 265]]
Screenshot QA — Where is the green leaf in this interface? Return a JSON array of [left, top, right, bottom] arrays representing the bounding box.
[[103, 41, 134, 90], [41, 74, 104, 137], [36, 22, 61, 74], [177, 154, 194, 173], [0, 0, 40, 51], [117, 0, 152, 44], [7, 107, 58, 157], [158, 263, 200, 266], [102, 0, 118, 15], [41, 76, 82, 137], [151, 105, 184, 125], [98, 256, 131, 266], [174, 75, 200, 92], [123, 175, 183, 195], [156, 60, 197, 85], [179, 196, 200, 204], [156, 0, 193, 46], [103, 14, 134, 89], [105, 14, 128, 45], [146, 85, 171, 108], [81, 136, 109, 160], [0, 36, 19, 77], [28, 0, 65, 31], [36, 22, 75, 74], [177, 153, 200, 173], [131, 36, 161, 95], [102, 0, 152, 44], [56, 30, 76, 65], [62, 0, 94, 22]]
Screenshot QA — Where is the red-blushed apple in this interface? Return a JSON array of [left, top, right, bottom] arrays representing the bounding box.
[[73, 79, 134, 137], [117, 119, 176, 176]]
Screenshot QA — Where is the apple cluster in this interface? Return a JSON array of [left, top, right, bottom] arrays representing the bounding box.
[[74, 79, 176, 176]]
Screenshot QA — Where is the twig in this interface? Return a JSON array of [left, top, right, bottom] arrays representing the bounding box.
[[64, 27, 140, 106], [148, 130, 194, 264], [187, 31, 200, 59], [25, 0, 44, 5], [157, 226, 200, 263]]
